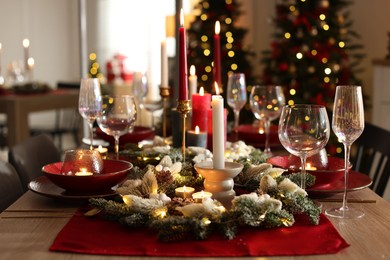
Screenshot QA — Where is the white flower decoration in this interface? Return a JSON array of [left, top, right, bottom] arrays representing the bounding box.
[[278, 178, 307, 197]]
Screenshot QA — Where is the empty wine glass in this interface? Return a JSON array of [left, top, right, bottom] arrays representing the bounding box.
[[227, 73, 247, 131], [278, 104, 330, 189], [132, 71, 148, 109], [78, 78, 102, 150], [142, 98, 163, 130], [97, 95, 137, 159], [250, 85, 285, 155], [325, 85, 365, 219]]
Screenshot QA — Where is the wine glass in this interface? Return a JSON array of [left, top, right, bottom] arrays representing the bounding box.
[[78, 78, 102, 150], [250, 85, 285, 155], [325, 85, 365, 219], [227, 73, 247, 132], [278, 104, 330, 189], [132, 71, 148, 109], [142, 98, 163, 130], [97, 95, 137, 159]]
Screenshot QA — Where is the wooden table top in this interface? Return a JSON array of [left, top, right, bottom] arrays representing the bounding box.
[[0, 189, 389, 259]]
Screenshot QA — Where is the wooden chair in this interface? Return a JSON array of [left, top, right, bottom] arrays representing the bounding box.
[[8, 134, 61, 192], [351, 123, 390, 197], [0, 160, 24, 212]]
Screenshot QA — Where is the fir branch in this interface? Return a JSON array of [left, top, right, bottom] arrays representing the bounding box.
[[281, 193, 321, 225], [149, 216, 211, 242], [119, 213, 149, 227], [277, 172, 316, 188], [89, 198, 133, 218]]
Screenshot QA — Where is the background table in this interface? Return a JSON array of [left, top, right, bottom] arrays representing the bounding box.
[[0, 89, 79, 147], [0, 188, 389, 259]]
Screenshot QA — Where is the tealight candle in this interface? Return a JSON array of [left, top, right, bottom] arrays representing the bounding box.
[[299, 163, 317, 171], [94, 145, 108, 159], [187, 125, 207, 148], [306, 163, 317, 171], [175, 186, 195, 199], [192, 190, 212, 203], [75, 168, 93, 176]]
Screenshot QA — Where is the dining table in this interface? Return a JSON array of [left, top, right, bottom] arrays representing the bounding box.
[[0, 88, 79, 148], [0, 186, 389, 259]]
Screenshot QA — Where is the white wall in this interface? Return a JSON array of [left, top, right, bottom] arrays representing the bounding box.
[[0, 0, 80, 128], [0, 0, 80, 86]]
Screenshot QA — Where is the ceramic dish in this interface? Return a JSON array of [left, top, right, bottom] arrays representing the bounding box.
[[28, 176, 117, 201], [42, 159, 132, 193], [307, 171, 372, 194]]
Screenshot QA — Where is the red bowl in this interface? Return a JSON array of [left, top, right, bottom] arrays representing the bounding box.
[[95, 126, 155, 146], [267, 156, 348, 186], [236, 124, 281, 149], [42, 160, 132, 193]]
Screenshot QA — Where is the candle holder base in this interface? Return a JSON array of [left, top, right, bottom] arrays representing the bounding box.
[[194, 161, 243, 209]]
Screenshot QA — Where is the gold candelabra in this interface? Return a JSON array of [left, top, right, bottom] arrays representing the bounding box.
[[176, 99, 191, 162], [159, 86, 170, 142]]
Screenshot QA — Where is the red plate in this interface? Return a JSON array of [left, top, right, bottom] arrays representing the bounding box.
[[307, 171, 372, 193], [95, 126, 155, 146], [267, 156, 348, 172], [267, 156, 348, 186]]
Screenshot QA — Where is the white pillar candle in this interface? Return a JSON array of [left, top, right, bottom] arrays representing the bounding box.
[[161, 39, 168, 87], [212, 82, 225, 169], [23, 38, 30, 71], [189, 65, 197, 96]]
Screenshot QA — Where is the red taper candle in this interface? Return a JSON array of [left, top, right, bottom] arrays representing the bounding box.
[[179, 9, 188, 100], [213, 21, 222, 91]]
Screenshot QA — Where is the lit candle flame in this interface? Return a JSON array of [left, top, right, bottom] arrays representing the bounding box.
[[23, 38, 30, 48], [75, 168, 93, 176], [214, 82, 220, 95], [215, 21, 220, 35], [199, 86, 204, 96], [195, 126, 200, 134], [27, 57, 34, 68], [180, 8, 184, 27], [190, 65, 195, 76]]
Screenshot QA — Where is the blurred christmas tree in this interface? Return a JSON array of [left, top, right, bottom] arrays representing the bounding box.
[[187, 0, 256, 124], [261, 0, 365, 155], [88, 52, 104, 80]]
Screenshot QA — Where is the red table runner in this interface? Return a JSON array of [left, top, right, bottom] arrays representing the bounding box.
[[50, 212, 349, 257]]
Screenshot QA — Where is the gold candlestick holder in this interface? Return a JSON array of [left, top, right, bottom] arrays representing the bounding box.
[[159, 85, 170, 141], [176, 99, 191, 162]]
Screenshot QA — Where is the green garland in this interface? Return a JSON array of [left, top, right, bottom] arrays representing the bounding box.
[[89, 141, 321, 242]]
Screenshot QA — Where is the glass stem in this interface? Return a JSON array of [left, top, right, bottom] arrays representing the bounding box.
[[300, 154, 307, 189], [264, 119, 271, 154], [234, 110, 240, 130], [88, 121, 94, 150], [342, 143, 351, 211], [114, 135, 120, 160]]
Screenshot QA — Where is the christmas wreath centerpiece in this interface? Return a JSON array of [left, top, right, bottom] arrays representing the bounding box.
[[89, 138, 320, 242]]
